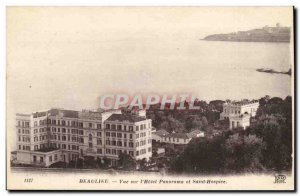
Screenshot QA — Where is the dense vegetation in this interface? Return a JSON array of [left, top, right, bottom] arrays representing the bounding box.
[[169, 96, 293, 174], [147, 100, 223, 133]]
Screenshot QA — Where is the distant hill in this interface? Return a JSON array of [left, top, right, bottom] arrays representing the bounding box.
[[203, 24, 291, 43]]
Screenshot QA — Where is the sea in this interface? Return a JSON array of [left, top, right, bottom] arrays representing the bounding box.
[[168, 40, 293, 101]]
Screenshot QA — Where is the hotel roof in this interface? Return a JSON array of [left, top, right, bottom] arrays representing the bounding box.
[[224, 100, 259, 106], [166, 132, 189, 139], [153, 129, 169, 137], [48, 109, 79, 118], [186, 129, 204, 138], [106, 114, 147, 123]]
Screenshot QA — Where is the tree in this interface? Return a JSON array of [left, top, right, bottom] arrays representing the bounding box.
[[224, 133, 265, 173], [118, 153, 136, 170], [247, 96, 292, 171], [83, 156, 97, 168], [170, 135, 227, 174], [137, 158, 148, 171]]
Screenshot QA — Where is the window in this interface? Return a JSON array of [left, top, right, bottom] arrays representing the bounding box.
[[79, 138, 84, 143], [129, 126, 133, 131], [111, 124, 116, 130], [111, 132, 116, 137], [112, 149, 116, 155], [112, 141, 116, 146], [129, 142, 133, 147], [49, 156, 52, 162], [72, 136, 77, 142], [117, 133, 122, 138], [136, 126, 139, 131], [130, 134, 133, 139], [124, 133, 127, 138], [54, 154, 57, 161], [33, 156, 37, 162], [40, 157, 44, 163], [129, 151, 134, 156], [140, 124, 143, 130], [117, 125, 122, 130], [106, 140, 110, 145], [97, 124, 101, 129], [89, 123, 92, 128], [106, 124, 110, 129], [89, 143, 92, 148], [62, 136, 66, 141], [117, 141, 122, 146], [106, 132, 110, 137], [136, 151, 139, 156], [89, 134, 92, 141], [97, 149, 102, 154], [97, 139, 102, 145], [97, 132, 102, 137], [106, 149, 111, 154], [124, 126, 127, 131]]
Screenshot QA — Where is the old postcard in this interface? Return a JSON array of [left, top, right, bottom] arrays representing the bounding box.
[[6, 7, 295, 191]]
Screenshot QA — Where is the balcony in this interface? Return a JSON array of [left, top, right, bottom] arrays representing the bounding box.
[[85, 148, 96, 155]]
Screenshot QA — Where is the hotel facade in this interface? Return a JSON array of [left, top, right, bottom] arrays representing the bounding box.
[[220, 100, 259, 129], [15, 108, 152, 167]]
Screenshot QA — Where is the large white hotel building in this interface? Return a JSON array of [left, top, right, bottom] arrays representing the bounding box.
[[15, 108, 152, 167]]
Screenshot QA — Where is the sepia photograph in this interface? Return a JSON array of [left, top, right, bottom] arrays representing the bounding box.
[[6, 6, 294, 191]]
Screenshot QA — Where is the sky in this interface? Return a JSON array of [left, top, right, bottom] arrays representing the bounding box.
[[7, 7, 293, 113]]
